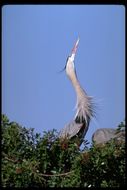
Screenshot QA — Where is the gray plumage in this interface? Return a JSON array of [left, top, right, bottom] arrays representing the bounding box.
[[59, 38, 95, 144], [92, 128, 125, 144]]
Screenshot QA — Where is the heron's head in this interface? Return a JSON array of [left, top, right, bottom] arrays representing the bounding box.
[[66, 38, 79, 77]]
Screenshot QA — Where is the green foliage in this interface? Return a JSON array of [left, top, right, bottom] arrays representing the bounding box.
[[1, 114, 126, 187]]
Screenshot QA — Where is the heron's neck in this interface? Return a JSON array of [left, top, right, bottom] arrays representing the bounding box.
[[68, 69, 85, 98]]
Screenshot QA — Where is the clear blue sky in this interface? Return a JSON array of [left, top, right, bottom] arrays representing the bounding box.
[[2, 5, 125, 143]]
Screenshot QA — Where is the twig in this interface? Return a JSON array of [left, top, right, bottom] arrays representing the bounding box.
[[2, 153, 74, 177], [40, 170, 74, 177], [2, 153, 19, 163]]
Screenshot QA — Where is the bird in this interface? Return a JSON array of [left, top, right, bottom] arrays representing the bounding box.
[[92, 128, 125, 145], [59, 38, 95, 145]]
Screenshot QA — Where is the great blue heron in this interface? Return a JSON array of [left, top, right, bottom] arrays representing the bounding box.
[[59, 38, 95, 145], [92, 128, 125, 145]]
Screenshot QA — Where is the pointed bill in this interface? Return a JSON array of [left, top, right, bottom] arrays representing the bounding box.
[[71, 38, 80, 61], [72, 38, 80, 54]]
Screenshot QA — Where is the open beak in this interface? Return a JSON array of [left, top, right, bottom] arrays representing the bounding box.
[[70, 37, 80, 61]]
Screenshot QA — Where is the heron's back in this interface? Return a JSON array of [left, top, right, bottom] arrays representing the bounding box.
[[59, 120, 89, 141]]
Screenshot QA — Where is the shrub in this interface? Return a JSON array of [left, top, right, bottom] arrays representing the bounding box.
[[1, 114, 126, 187]]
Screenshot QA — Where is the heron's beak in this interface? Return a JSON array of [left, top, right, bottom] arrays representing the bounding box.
[[70, 37, 80, 61], [59, 38, 80, 73]]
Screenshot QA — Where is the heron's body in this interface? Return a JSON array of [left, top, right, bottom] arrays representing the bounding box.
[[92, 128, 125, 145], [59, 38, 95, 144]]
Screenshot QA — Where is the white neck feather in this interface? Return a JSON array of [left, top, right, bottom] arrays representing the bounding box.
[[66, 63, 94, 123]]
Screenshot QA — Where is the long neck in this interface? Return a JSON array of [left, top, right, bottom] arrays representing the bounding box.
[[68, 69, 86, 98], [67, 67, 94, 124]]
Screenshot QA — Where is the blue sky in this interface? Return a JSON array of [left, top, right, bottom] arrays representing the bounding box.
[[2, 5, 125, 143]]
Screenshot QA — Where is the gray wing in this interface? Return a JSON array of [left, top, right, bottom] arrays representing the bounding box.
[[59, 120, 87, 139]]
